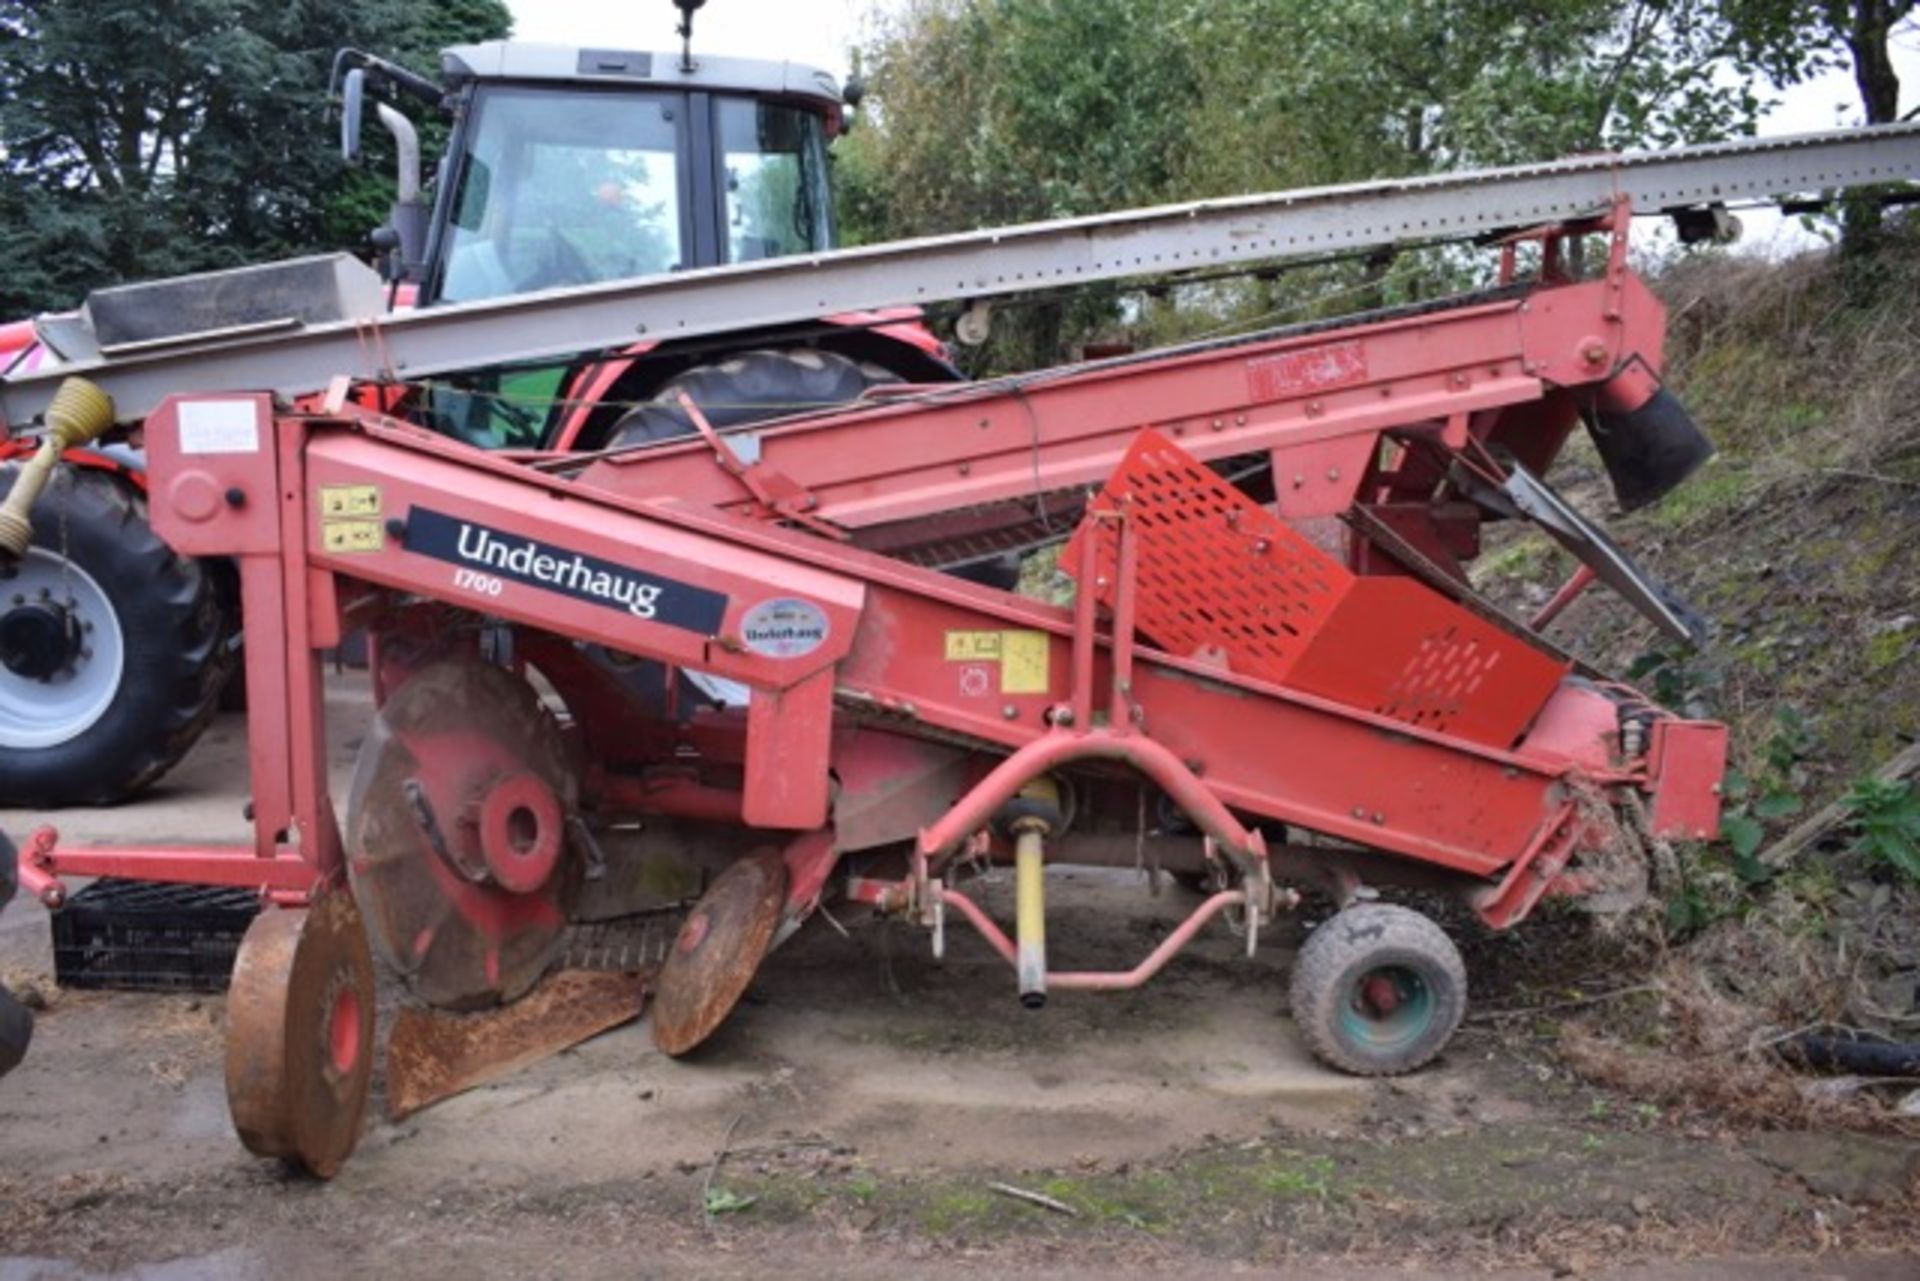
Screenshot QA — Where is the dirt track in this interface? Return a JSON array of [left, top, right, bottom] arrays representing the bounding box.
[[3, 678, 1917, 1278]]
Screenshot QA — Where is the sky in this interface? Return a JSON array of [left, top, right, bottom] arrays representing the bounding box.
[[505, 0, 883, 75], [506, 1, 1919, 254]]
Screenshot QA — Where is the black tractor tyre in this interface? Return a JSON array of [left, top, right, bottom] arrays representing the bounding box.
[[0, 465, 231, 806], [1288, 902, 1467, 1076], [608, 349, 1020, 588], [0, 829, 30, 1078], [608, 347, 900, 448]]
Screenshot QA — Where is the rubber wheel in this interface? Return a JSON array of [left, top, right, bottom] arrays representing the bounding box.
[[1288, 903, 1466, 1076], [609, 349, 1019, 588], [225, 894, 377, 1179], [0, 831, 28, 1078], [608, 348, 898, 448], [0, 465, 229, 806]]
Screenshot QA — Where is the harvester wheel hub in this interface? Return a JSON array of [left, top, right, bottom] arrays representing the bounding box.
[[0, 547, 123, 750], [1344, 964, 1433, 1048], [1359, 972, 1403, 1016], [477, 770, 566, 893], [327, 981, 364, 1077], [650, 848, 787, 1057], [346, 657, 582, 1011], [0, 599, 81, 680], [224, 891, 377, 1179]]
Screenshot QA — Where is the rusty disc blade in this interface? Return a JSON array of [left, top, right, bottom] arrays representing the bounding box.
[[347, 658, 581, 1011], [224, 891, 376, 1179], [385, 969, 651, 1120], [650, 849, 787, 1056]]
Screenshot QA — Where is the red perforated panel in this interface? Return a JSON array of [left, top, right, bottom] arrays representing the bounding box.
[[1063, 431, 1353, 684], [1284, 577, 1570, 746], [1066, 430, 1570, 747]]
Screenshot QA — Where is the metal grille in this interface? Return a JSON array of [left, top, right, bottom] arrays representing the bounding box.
[[1068, 430, 1570, 747], [1065, 430, 1352, 683], [1374, 624, 1509, 729], [51, 879, 259, 993]]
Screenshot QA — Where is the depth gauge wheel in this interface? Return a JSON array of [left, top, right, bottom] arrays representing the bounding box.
[[0, 465, 229, 806], [1288, 903, 1466, 1076], [224, 893, 377, 1179], [651, 848, 788, 1057]]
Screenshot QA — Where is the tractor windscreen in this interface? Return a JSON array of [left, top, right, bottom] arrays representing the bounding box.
[[717, 98, 833, 262], [440, 87, 685, 303]]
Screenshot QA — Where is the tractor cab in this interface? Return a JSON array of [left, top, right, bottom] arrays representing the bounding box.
[[334, 39, 902, 449], [424, 42, 845, 302]]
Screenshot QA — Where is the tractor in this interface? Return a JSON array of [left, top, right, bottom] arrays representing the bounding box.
[[0, 24, 957, 807]]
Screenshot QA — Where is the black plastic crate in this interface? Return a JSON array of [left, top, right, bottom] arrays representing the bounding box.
[[51, 878, 260, 993]]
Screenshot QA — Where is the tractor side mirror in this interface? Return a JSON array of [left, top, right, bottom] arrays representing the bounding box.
[[839, 75, 866, 134], [341, 67, 367, 165]]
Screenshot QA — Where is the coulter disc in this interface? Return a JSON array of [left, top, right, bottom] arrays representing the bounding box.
[[650, 849, 787, 1056], [224, 892, 376, 1179], [346, 658, 581, 1010]]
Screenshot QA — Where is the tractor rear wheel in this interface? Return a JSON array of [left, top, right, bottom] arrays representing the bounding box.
[[607, 348, 1020, 587], [1288, 903, 1466, 1076], [606, 347, 897, 448], [0, 465, 230, 806]]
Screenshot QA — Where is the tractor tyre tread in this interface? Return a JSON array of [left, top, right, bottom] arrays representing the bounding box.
[[0, 465, 231, 806], [607, 348, 895, 449]]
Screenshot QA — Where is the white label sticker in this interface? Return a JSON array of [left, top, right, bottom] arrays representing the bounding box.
[[177, 400, 260, 454], [740, 597, 830, 659]]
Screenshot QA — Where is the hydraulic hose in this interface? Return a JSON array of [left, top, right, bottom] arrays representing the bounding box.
[[0, 377, 116, 562]]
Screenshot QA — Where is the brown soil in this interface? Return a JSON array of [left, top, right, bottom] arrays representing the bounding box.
[[3, 701, 1916, 1277]]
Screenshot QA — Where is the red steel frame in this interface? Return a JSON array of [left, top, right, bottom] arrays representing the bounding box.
[[17, 204, 1726, 992]]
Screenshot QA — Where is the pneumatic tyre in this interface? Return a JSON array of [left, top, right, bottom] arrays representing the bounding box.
[[0, 465, 231, 806], [0, 829, 30, 1077], [609, 349, 1020, 588], [607, 347, 899, 447], [1288, 903, 1467, 1076]]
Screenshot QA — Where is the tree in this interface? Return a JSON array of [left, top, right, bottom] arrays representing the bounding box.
[[0, 0, 510, 317], [840, 1, 1788, 368], [1720, 0, 1917, 252]]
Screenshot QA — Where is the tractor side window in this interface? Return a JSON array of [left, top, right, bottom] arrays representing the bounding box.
[[718, 98, 833, 263], [441, 88, 684, 304]]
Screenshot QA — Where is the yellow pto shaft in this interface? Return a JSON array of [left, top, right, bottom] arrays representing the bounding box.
[[0, 377, 116, 562]]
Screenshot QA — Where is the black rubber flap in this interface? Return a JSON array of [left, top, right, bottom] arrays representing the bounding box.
[[1587, 387, 1716, 512]]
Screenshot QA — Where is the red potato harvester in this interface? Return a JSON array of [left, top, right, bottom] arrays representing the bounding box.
[[12, 202, 1730, 1178]]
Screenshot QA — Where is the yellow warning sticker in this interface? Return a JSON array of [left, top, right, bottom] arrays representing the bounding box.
[[999, 630, 1050, 693], [321, 519, 385, 553], [944, 629, 1050, 694], [319, 484, 381, 518], [944, 630, 1005, 662]]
